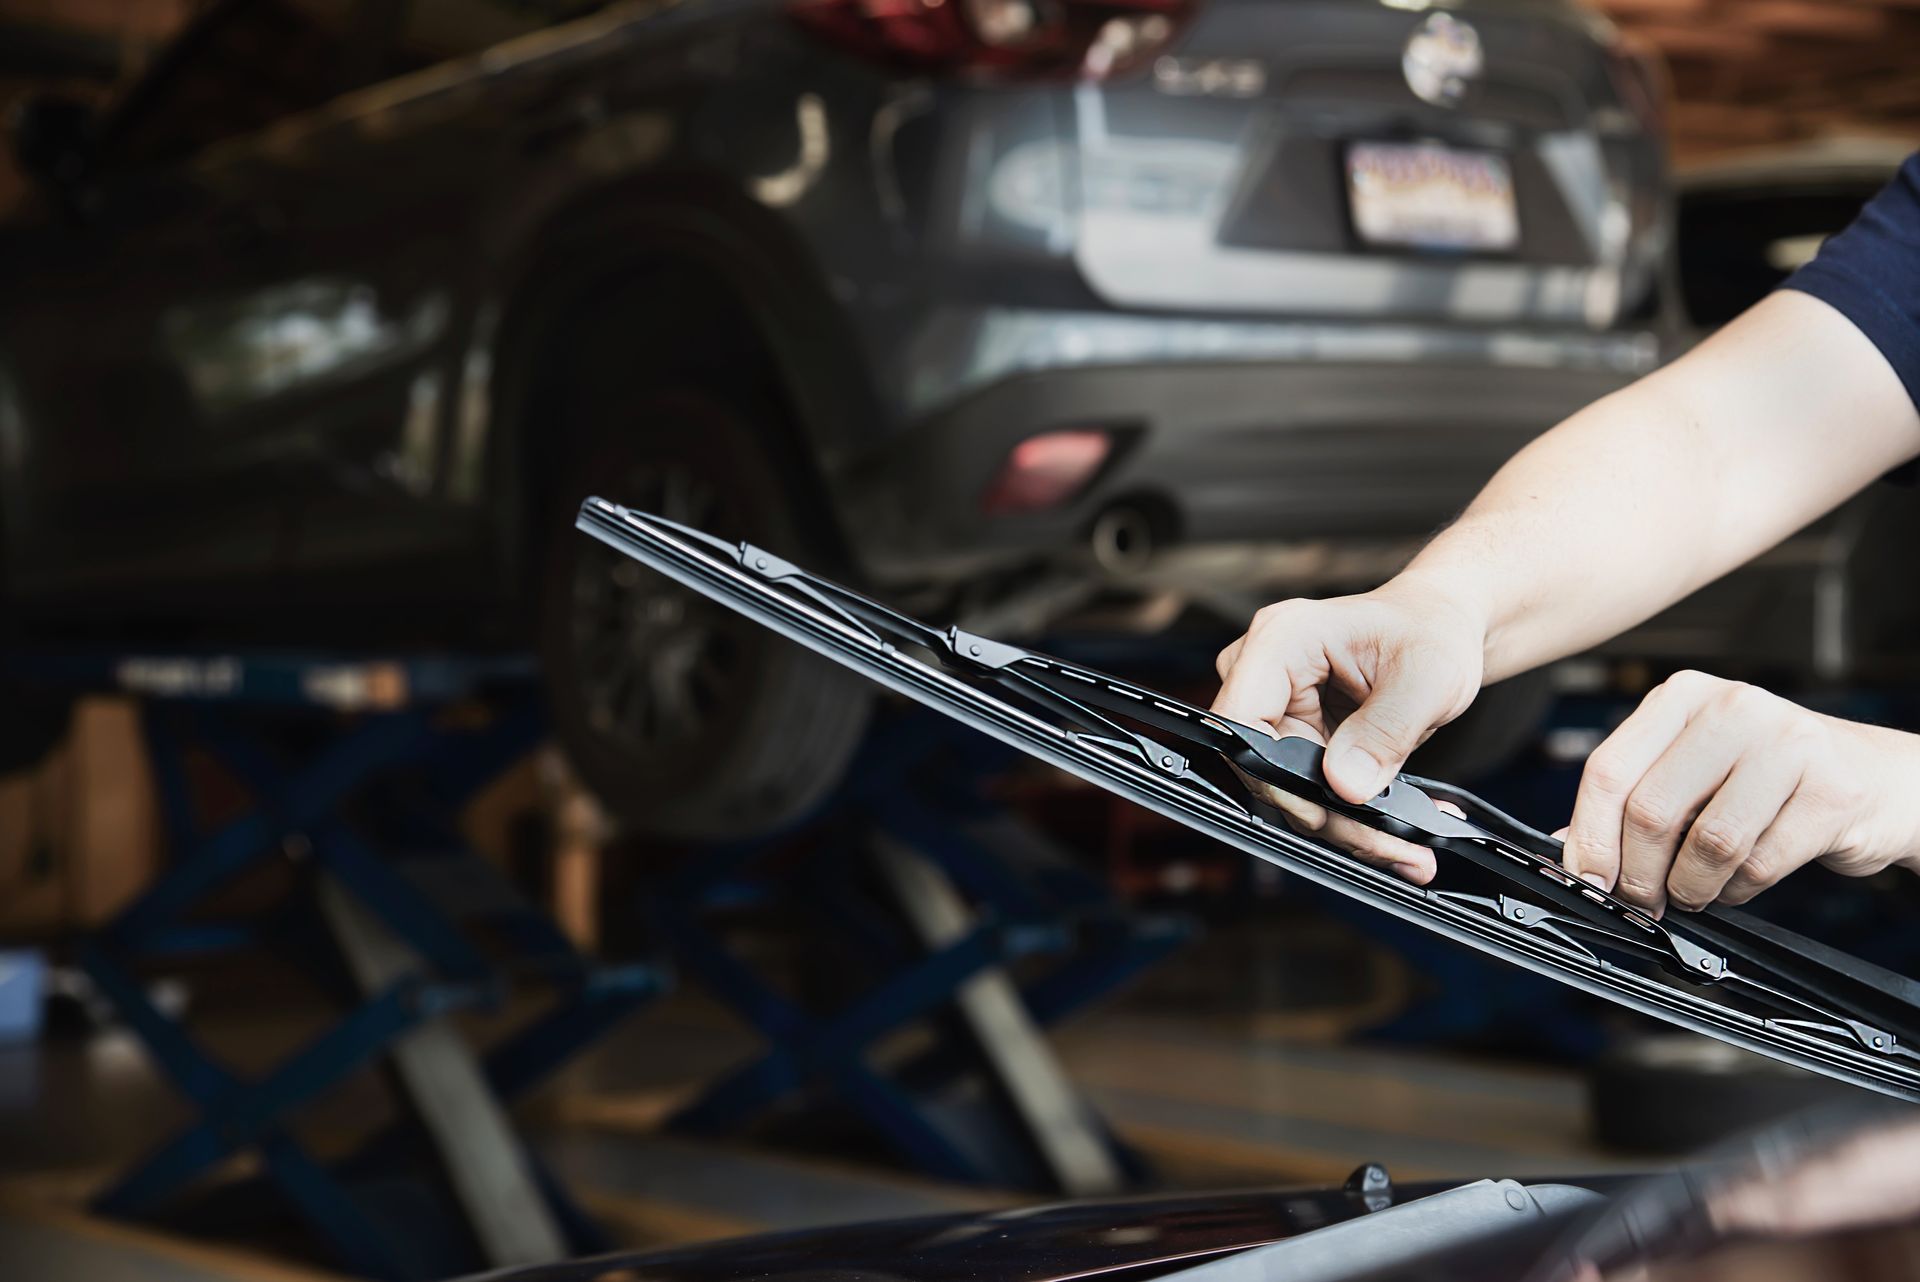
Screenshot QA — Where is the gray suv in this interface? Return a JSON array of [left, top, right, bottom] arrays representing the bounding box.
[[0, 0, 1672, 835]]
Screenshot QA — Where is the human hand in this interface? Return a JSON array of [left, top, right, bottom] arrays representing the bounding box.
[[1562, 670, 1920, 916], [1706, 1111, 1920, 1239], [1569, 1110, 1920, 1282], [1210, 577, 1488, 882]]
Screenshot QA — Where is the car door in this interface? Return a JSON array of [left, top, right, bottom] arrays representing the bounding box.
[[261, 0, 581, 589], [0, 153, 274, 604], [0, 2, 353, 607]]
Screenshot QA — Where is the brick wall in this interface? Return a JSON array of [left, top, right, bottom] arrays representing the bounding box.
[[1594, 0, 1920, 163]]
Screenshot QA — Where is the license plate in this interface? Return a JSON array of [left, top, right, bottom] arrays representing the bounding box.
[[1346, 141, 1518, 253]]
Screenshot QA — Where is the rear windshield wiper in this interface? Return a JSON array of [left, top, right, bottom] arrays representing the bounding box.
[[576, 498, 1920, 1103]]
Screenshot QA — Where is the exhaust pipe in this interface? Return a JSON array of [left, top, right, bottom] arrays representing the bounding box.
[[1091, 505, 1155, 575]]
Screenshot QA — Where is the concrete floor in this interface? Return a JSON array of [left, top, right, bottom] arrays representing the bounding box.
[[0, 985, 1626, 1281]]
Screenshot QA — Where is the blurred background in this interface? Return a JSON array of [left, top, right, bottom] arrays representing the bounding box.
[[0, 1, 1917, 1279]]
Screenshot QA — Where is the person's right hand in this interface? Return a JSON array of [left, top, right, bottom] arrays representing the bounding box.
[[1210, 576, 1489, 882]]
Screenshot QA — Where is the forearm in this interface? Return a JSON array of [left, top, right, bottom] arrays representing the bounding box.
[[1826, 714, 1920, 878], [1391, 291, 1920, 682], [1398, 377, 1722, 681]]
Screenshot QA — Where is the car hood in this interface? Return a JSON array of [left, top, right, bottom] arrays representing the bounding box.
[[470, 1179, 1482, 1282]]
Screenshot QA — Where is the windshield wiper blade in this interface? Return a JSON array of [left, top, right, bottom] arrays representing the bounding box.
[[576, 498, 1920, 1101]]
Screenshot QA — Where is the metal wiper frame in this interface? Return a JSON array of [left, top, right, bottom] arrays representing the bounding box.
[[577, 498, 1920, 1102]]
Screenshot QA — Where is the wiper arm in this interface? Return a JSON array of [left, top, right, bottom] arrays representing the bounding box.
[[576, 498, 1920, 1101], [1163, 1179, 1603, 1282], [996, 654, 1728, 978]]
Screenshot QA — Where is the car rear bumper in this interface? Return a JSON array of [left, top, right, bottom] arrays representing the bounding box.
[[850, 355, 1645, 582]]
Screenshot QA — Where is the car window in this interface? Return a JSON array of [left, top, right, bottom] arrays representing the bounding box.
[[109, 0, 385, 165]]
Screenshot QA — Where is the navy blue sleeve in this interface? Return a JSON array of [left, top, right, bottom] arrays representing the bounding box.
[[1782, 151, 1920, 413]]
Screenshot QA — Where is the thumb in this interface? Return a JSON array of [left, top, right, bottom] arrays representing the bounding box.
[[1323, 667, 1460, 803]]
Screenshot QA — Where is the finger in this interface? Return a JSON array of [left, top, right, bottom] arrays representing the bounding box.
[[1210, 640, 1300, 732], [1563, 679, 1704, 892], [1211, 643, 1329, 739], [1664, 753, 1802, 911], [1720, 793, 1826, 905], [1234, 736, 1438, 885], [1322, 811, 1438, 883], [1707, 1119, 1920, 1238], [1214, 636, 1245, 682], [1306, 794, 1460, 886], [1231, 721, 1331, 830], [1616, 723, 1744, 914], [1321, 658, 1461, 805], [1265, 789, 1436, 883], [1708, 1174, 1799, 1238]]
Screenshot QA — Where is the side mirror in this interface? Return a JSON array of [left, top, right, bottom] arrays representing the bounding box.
[[8, 94, 100, 193]]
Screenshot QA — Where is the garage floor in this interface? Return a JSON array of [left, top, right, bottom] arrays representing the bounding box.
[[0, 986, 1627, 1282]]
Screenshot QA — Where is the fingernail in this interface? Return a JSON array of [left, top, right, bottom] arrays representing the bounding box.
[[1577, 871, 1610, 891], [1330, 746, 1381, 795]]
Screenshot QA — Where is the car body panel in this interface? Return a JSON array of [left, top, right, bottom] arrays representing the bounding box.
[[463, 1170, 1641, 1282], [1067, 0, 1655, 323], [461, 1179, 1473, 1282], [0, 0, 1668, 645], [857, 350, 1647, 578]]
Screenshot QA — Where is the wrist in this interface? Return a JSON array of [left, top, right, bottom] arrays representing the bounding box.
[[1829, 717, 1920, 875], [1374, 561, 1497, 677]]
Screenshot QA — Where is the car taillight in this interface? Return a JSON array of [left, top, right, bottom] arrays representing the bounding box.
[[980, 429, 1112, 514], [789, 0, 1192, 80]]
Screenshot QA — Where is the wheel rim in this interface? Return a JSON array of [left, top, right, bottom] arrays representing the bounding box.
[[567, 461, 759, 759]]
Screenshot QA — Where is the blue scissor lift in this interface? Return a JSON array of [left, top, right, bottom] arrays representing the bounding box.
[[9, 649, 667, 1281], [13, 640, 1204, 1274], [645, 713, 1196, 1197]]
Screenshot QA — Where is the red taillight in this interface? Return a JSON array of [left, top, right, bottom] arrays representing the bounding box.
[[789, 0, 1191, 80], [979, 429, 1112, 514]]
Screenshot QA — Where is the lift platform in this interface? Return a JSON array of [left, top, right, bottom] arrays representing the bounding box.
[[648, 712, 1195, 1196], [6, 649, 667, 1281]]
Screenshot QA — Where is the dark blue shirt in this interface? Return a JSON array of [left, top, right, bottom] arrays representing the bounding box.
[[1784, 151, 1920, 412]]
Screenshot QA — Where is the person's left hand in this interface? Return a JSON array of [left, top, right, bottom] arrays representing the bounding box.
[[1560, 670, 1920, 915]]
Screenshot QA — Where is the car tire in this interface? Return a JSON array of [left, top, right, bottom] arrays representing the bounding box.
[[539, 376, 872, 840]]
